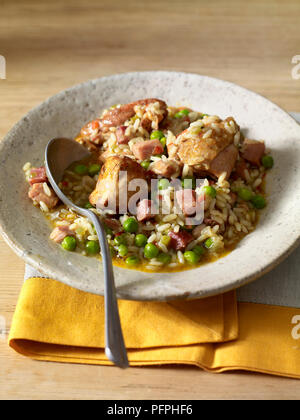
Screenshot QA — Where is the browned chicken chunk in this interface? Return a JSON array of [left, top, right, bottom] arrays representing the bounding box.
[[101, 98, 167, 129], [77, 98, 168, 150], [89, 156, 148, 211], [168, 116, 240, 179]]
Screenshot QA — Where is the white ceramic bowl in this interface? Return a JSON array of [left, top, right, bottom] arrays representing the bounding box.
[[0, 72, 300, 301]]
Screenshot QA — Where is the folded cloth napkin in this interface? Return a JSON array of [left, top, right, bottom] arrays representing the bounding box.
[[8, 277, 300, 378]]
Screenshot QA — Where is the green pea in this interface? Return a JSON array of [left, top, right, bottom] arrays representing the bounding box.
[[125, 255, 140, 267], [150, 130, 164, 140], [204, 237, 214, 249], [135, 234, 148, 248], [123, 217, 139, 233], [203, 185, 217, 198], [88, 163, 101, 176], [181, 109, 190, 115], [144, 243, 159, 259], [118, 244, 128, 257], [200, 113, 209, 119], [174, 109, 190, 118], [158, 178, 170, 190], [161, 235, 171, 247], [238, 188, 253, 201], [157, 253, 172, 265], [159, 137, 167, 148], [251, 195, 266, 209], [74, 164, 88, 175], [61, 236, 76, 251], [193, 245, 205, 257], [84, 202, 93, 209], [141, 160, 151, 170], [184, 251, 200, 264], [114, 234, 127, 246], [182, 176, 196, 190], [85, 240, 100, 255], [261, 155, 274, 169]]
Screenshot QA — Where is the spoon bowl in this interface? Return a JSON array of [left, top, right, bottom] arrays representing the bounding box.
[[45, 137, 129, 369]]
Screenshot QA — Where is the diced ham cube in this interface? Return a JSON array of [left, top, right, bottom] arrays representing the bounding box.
[[151, 160, 180, 178], [28, 182, 59, 209], [234, 158, 248, 180], [168, 230, 194, 251], [175, 189, 197, 216], [209, 144, 238, 179], [50, 225, 74, 243], [137, 199, 156, 222], [132, 139, 164, 161], [242, 139, 265, 166], [116, 126, 130, 145], [29, 167, 48, 185], [104, 217, 122, 231]]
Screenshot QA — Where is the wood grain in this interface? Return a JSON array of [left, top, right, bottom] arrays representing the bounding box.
[[0, 0, 300, 400]]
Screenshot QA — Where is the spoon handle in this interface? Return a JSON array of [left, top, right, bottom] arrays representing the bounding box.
[[88, 212, 129, 369]]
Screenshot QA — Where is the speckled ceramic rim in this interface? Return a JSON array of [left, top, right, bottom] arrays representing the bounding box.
[[0, 71, 300, 301]]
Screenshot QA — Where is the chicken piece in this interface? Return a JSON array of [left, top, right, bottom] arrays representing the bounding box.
[[28, 183, 59, 209], [167, 142, 179, 160], [50, 225, 74, 243], [99, 148, 133, 163], [101, 98, 167, 129], [242, 139, 265, 166], [132, 139, 164, 161], [99, 149, 115, 163], [169, 116, 239, 179], [78, 98, 167, 149], [28, 167, 48, 185], [77, 119, 105, 150], [137, 199, 156, 222], [151, 159, 181, 178], [89, 156, 148, 211]]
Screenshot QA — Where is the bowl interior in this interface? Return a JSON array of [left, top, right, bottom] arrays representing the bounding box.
[[0, 71, 300, 301]]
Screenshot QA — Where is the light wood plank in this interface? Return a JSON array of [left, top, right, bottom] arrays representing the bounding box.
[[0, 0, 300, 400]]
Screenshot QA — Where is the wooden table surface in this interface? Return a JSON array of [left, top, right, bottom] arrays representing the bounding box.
[[1, 0, 300, 400]]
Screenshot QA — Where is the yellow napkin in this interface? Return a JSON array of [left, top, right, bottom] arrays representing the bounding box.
[[8, 277, 300, 378]]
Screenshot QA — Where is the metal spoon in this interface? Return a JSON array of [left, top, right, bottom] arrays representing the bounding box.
[[45, 137, 128, 369]]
